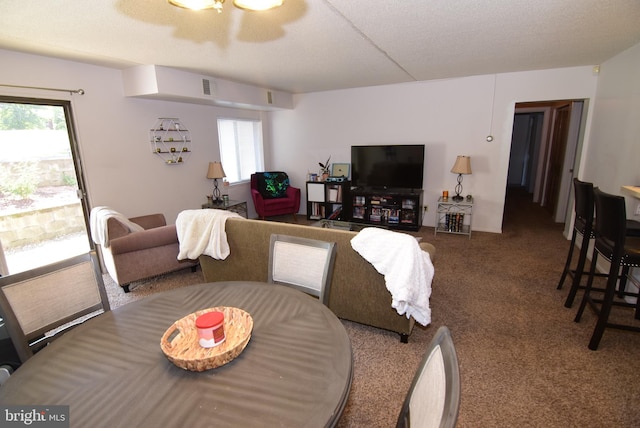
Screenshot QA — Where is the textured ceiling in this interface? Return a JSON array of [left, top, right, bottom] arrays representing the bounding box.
[[1, 0, 640, 94]]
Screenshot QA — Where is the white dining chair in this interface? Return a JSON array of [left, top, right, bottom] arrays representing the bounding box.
[[268, 234, 337, 306], [0, 251, 110, 363], [396, 326, 461, 428]]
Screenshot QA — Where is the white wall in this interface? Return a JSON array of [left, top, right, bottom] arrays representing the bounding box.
[[582, 42, 640, 220], [9, 43, 639, 234], [0, 49, 267, 222], [270, 67, 599, 233], [577, 42, 640, 297]]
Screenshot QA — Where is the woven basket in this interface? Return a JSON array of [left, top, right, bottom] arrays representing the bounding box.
[[160, 306, 253, 372]]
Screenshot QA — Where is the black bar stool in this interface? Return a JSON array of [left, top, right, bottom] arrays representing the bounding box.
[[574, 188, 640, 350], [558, 179, 597, 308], [558, 179, 614, 308], [558, 178, 640, 308]]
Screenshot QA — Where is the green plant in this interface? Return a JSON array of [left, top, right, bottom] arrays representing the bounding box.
[[318, 156, 331, 174], [62, 172, 77, 186], [0, 161, 38, 199]]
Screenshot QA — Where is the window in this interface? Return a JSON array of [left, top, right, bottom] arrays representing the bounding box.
[[217, 118, 264, 184]]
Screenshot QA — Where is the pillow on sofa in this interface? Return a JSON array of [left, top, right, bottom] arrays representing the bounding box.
[[257, 172, 290, 199]]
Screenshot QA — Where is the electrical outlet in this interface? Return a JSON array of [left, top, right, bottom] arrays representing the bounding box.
[[635, 203, 640, 216], [423, 205, 428, 213]]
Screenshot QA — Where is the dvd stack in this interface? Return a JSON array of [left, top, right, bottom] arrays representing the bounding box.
[[445, 213, 465, 232]]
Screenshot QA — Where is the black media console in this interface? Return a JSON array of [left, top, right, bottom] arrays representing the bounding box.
[[349, 187, 423, 231]]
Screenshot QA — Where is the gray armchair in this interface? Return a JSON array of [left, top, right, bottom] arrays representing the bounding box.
[[99, 213, 198, 292]]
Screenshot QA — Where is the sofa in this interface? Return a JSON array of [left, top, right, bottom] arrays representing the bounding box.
[[100, 213, 198, 292], [199, 218, 436, 342], [250, 172, 301, 220]]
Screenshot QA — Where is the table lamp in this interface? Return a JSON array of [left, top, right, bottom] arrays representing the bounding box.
[[207, 161, 226, 202], [450, 156, 472, 202]]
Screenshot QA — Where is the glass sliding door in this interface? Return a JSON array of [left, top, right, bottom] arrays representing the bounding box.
[[0, 97, 91, 276]]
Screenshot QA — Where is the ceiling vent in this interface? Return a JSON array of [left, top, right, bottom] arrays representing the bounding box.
[[203, 78, 212, 96]]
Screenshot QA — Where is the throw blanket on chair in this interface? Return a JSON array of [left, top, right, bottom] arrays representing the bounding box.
[[351, 227, 434, 326], [176, 209, 243, 260], [89, 206, 145, 248]]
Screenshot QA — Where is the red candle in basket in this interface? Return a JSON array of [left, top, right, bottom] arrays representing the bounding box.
[[196, 311, 226, 348]]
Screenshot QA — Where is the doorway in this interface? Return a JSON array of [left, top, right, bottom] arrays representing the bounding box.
[[0, 98, 91, 276], [504, 100, 586, 229]]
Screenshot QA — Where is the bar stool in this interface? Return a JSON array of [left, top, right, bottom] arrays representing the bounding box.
[[558, 179, 598, 308], [574, 188, 640, 350], [558, 178, 640, 308]]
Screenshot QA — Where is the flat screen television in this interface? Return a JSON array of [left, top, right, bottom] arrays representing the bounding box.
[[351, 144, 425, 191]]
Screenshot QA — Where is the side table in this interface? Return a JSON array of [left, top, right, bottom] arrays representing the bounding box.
[[434, 196, 473, 238], [202, 199, 248, 218]]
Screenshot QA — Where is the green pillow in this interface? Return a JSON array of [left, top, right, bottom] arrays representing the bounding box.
[[257, 172, 290, 199]]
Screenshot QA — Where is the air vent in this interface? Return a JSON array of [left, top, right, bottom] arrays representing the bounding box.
[[202, 79, 212, 96], [267, 91, 273, 105]]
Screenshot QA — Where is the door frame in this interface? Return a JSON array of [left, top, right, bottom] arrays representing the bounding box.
[[508, 99, 588, 228], [0, 96, 94, 275]]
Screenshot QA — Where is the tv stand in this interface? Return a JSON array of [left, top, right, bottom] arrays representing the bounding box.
[[350, 187, 423, 231]]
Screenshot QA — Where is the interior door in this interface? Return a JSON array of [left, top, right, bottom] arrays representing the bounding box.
[[0, 97, 91, 276], [542, 104, 571, 215]]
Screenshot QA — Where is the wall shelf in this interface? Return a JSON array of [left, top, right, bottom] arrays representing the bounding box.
[[150, 118, 191, 165]]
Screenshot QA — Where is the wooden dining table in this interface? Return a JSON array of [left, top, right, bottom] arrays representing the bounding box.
[[0, 281, 353, 427]]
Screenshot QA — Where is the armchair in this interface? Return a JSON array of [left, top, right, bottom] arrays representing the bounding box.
[[94, 212, 198, 292], [250, 172, 301, 220]]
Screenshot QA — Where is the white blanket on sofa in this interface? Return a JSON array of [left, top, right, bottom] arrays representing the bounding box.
[[89, 206, 144, 248], [176, 209, 243, 260], [351, 227, 434, 326]]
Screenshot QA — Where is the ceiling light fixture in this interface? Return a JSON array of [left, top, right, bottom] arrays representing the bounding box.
[[168, 0, 283, 12], [233, 0, 284, 11], [169, 0, 225, 12]]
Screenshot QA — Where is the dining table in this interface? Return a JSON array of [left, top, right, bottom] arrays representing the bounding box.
[[0, 281, 354, 427]]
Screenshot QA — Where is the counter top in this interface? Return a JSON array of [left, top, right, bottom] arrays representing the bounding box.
[[621, 186, 640, 199]]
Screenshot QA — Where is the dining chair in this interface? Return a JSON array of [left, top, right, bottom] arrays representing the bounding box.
[[574, 188, 640, 350], [268, 234, 336, 306], [396, 326, 461, 428], [0, 251, 110, 363]]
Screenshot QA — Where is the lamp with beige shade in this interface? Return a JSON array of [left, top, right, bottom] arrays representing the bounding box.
[[450, 156, 472, 202], [207, 161, 226, 202]]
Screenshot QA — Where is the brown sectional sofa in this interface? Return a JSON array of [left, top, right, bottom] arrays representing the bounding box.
[[199, 218, 435, 342]]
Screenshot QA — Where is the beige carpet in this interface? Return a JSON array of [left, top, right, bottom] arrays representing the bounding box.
[[103, 188, 640, 427]]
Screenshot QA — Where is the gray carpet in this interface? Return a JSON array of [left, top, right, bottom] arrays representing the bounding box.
[[103, 188, 640, 427]]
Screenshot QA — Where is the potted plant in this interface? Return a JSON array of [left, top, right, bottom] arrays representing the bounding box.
[[318, 156, 331, 181]]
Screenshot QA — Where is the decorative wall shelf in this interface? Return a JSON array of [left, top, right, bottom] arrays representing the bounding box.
[[150, 118, 192, 165]]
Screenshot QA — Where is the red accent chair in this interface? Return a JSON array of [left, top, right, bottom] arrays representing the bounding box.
[[251, 172, 301, 220]]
